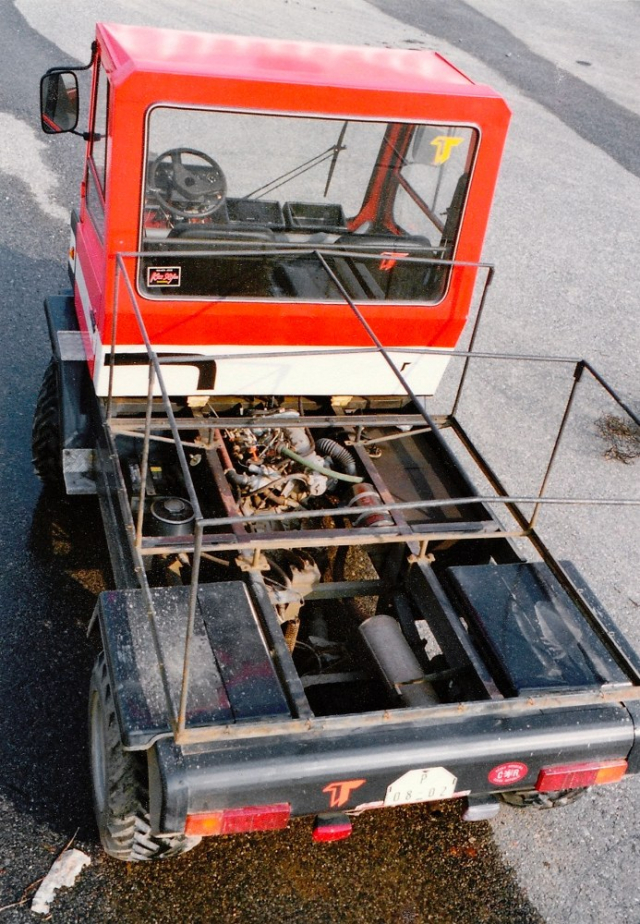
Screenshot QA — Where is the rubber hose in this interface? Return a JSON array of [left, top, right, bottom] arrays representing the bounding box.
[[226, 469, 252, 487], [280, 446, 363, 483], [315, 437, 358, 477]]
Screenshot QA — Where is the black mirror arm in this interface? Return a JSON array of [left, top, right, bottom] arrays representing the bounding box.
[[44, 41, 98, 78], [71, 130, 103, 142]]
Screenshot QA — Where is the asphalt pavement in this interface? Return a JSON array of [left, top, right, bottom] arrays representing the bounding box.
[[0, 1, 639, 922]]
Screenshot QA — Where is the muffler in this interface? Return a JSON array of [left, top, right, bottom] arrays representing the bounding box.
[[359, 614, 439, 707]]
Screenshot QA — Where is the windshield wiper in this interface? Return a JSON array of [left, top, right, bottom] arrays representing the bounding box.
[[243, 148, 335, 200], [244, 123, 349, 201], [324, 121, 348, 197]]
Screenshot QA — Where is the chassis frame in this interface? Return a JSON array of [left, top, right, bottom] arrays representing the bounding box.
[[43, 246, 640, 832]]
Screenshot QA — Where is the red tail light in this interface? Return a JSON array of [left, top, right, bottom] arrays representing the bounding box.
[[536, 759, 627, 793], [312, 813, 353, 843], [185, 803, 291, 837]]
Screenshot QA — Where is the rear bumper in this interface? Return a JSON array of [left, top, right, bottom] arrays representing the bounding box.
[[148, 702, 635, 834]]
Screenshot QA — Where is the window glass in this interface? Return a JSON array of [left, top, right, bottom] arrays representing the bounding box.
[[394, 125, 476, 249], [91, 64, 109, 190], [85, 63, 109, 238], [140, 108, 477, 302], [86, 169, 105, 239]]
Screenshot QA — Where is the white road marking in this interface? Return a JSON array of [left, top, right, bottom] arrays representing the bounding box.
[[0, 111, 69, 223]]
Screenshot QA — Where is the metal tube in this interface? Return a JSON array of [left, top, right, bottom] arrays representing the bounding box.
[[115, 256, 203, 522], [314, 251, 470, 466], [118, 246, 491, 270], [110, 413, 433, 431], [356, 426, 432, 446], [106, 258, 121, 420], [451, 265, 494, 417], [529, 360, 584, 529], [186, 492, 640, 532], [139, 525, 525, 557], [155, 345, 582, 366], [176, 519, 204, 740], [115, 255, 209, 741], [584, 361, 640, 428], [135, 361, 155, 547], [110, 429, 206, 449]]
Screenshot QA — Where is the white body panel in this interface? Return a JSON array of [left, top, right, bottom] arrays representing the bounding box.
[[91, 341, 451, 398]]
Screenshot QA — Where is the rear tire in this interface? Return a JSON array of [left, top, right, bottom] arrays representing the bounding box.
[[32, 360, 64, 489], [500, 788, 587, 809], [89, 652, 201, 861]]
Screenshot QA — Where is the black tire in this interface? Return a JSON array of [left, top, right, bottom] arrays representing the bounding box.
[[89, 652, 201, 861], [32, 360, 64, 489], [500, 787, 587, 809]]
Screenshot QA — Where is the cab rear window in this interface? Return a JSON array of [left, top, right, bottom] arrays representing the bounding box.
[[139, 107, 477, 302]]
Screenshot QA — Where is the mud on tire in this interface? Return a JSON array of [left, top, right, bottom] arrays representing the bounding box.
[[89, 652, 201, 861]]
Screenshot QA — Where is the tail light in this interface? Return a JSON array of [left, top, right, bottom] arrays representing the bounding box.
[[535, 759, 627, 793], [185, 803, 291, 837], [312, 813, 353, 843]]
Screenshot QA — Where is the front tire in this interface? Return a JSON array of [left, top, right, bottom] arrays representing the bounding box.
[[32, 359, 64, 489], [89, 652, 201, 861]]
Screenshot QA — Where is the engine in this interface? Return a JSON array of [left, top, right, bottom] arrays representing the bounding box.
[[222, 412, 334, 517]]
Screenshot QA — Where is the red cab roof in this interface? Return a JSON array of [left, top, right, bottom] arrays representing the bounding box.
[[97, 22, 500, 101]]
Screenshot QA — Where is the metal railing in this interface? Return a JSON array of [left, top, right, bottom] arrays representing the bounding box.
[[103, 246, 640, 742]]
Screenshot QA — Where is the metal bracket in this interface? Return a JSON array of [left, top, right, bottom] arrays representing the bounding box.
[[408, 541, 435, 565], [236, 550, 270, 573]]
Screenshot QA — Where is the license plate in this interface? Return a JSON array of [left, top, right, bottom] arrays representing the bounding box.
[[384, 767, 458, 807]]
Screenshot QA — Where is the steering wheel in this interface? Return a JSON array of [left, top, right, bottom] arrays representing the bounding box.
[[150, 148, 227, 218]]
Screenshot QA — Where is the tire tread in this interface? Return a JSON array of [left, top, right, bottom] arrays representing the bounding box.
[[90, 652, 201, 861]]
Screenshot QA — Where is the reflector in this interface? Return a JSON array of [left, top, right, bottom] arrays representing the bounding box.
[[536, 759, 627, 793], [185, 803, 290, 837], [312, 812, 353, 843]]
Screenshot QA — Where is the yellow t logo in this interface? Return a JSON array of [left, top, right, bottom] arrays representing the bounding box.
[[430, 135, 464, 165]]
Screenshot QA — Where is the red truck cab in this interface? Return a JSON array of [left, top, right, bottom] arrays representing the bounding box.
[[44, 22, 509, 399]]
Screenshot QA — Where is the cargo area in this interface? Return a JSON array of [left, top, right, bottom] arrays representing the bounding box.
[[47, 258, 640, 758]]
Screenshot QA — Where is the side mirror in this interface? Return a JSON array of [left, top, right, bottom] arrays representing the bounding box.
[[40, 71, 79, 134]]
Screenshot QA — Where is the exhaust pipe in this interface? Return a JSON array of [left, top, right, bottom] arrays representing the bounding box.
[[359, 614, 439, 707]]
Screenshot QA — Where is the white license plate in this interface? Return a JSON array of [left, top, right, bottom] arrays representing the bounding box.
[[384, 767, 458, 807]]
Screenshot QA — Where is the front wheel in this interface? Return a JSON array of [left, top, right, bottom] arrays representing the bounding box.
[[89, 652, 201, 861], [32, 359, 63, 489]]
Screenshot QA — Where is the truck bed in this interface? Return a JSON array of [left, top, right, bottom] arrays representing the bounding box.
[[45, 288, 640, 836]]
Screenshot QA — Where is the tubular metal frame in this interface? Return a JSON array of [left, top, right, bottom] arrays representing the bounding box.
[[101, 248, 640, 743]]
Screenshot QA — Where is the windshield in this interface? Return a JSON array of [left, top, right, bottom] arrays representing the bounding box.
[[140, 107, 477, 302]]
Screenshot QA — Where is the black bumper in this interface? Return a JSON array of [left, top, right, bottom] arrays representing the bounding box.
[[148, 701, 635, 833]]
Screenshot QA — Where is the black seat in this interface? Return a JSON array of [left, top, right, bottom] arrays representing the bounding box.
[[168, 223, 276, 243], [145, 226, 278, 297], [336, 233, 439, 301]]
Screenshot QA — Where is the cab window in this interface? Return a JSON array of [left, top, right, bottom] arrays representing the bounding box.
[[139, 107, 477, 303], [86, 63, 109, 236]]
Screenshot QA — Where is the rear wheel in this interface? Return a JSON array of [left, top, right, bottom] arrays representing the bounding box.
[[500, 788, 587, 809], [32, 360, 63, 489], [89, 652, 201, 861]]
